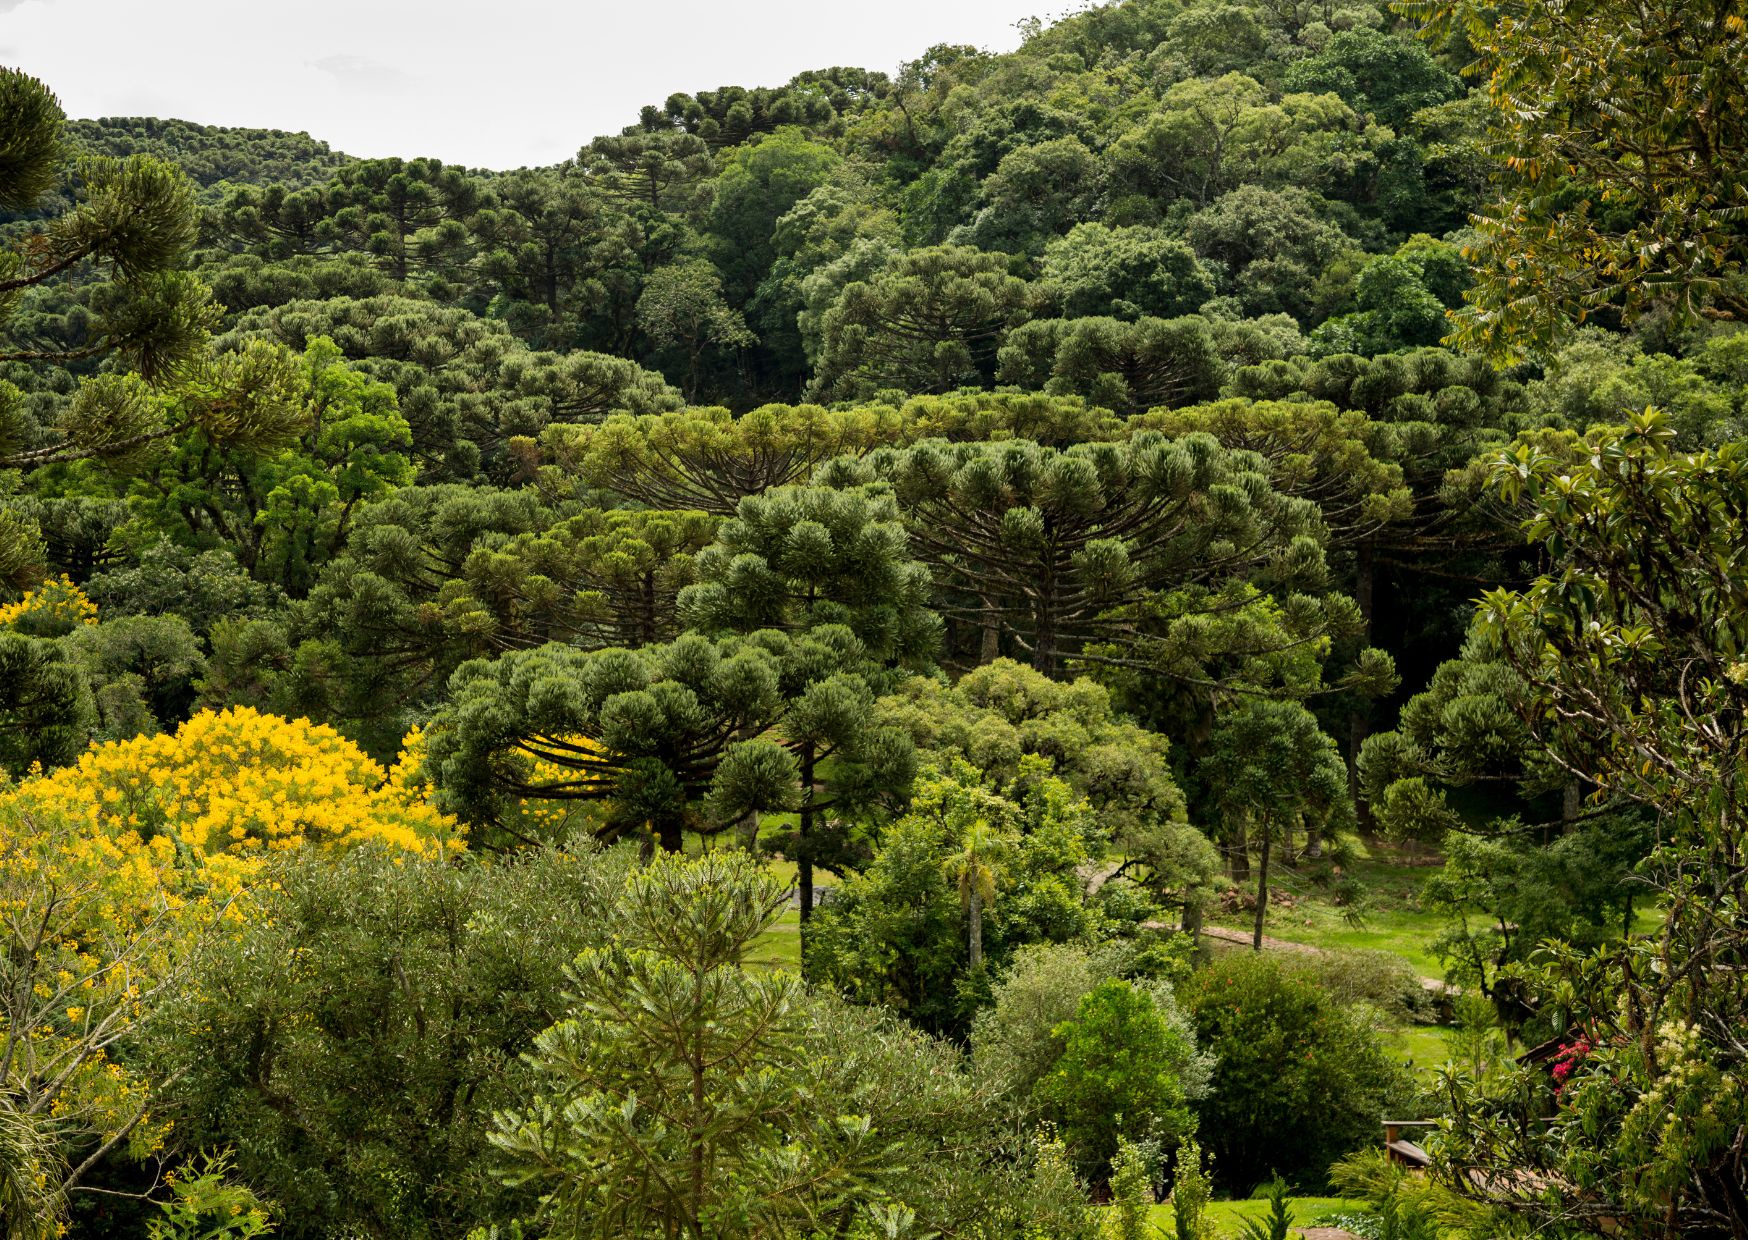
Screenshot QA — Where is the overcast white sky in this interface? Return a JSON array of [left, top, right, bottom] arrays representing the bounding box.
[[1, 0, 1053, 169]]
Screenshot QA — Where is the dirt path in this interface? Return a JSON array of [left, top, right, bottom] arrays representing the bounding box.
[[1195, 924, 1453, 995], [1200, 924, 1325, 955]]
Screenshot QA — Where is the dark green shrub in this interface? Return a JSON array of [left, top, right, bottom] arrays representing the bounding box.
[[149, 842, 630, 1238], [1037, 978, 1197, 1177], [1181, 953, 1410, 1190]]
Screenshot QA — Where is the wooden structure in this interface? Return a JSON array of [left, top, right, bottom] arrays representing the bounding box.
[[1383, 1119, 1434, 1169]]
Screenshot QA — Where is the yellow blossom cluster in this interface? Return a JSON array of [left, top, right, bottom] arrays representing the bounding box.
[[6, 706, 463, 867], [0, 574, 98, 633], [387, 723, 435, 800]]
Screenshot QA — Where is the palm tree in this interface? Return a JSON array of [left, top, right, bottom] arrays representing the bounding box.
[[948, 823, 1003, 971]]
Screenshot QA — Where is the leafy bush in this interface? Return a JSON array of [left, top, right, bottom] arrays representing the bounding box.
[[1037, 979, 1198, 1178], [971, 940, 1211, 1111], [1181, 954, 1411, 1190], [151, 842, 629, 1238], [1106, 1137, 1159, 1240], [1286, 948, 1431, 1024], [1169, 1137, 1214, 1240]]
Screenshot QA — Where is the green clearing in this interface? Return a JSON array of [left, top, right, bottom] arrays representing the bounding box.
[[750, 845, 1461, 1009], [760, 857, 839, 891], [1204, 844, 1459, 1082], [747, 909, 802, 972], [1206, 847, 1451, 977], [749, 846, 1465, 1084], [1387, 1022, 1457, 1074], [1143, 1196, 1370, 1237]]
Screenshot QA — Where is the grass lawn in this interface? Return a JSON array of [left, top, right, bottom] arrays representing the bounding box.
[[746, 909, 801, 972], [761, 857, 838, 891], [1207, 848, 1450, 977], [1386, 1022, 1457, 1076], [1143, 1196, 1370, 1237], [744, 858, 841, 972]]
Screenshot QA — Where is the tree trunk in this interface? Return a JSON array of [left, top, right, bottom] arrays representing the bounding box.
[[1181, 898, 1207, 964], [1225, 819, 1251, 883], [1562, 779, 1582, 834], [1253, 830, 1272, 951], [641, 572, 659, 646], [1032, 557, 1058, 676], [798, 746, 816, 925], [968, 886, 983, 971], [1355, 538, 1376, 634], [1032, 627, 1056, 676], [1351, 538, 1377, 836], [688, 981, 706, 1240], [979, 596, 1002, 665], [1349, 708, 1373, 838]]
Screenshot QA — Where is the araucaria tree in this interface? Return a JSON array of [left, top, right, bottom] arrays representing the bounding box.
[[820, 432, 1327, 676], [426, 627, 912, 855], [549, 403, 902, 515], [680, 483, 937, 917]]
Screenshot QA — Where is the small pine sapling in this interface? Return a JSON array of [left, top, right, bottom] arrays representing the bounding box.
[[1170, 1138, 1213, 1240], [1236, 1175, 1294, 1240]]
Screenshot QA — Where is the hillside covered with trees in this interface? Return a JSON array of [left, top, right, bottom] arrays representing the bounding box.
[[3, 0, 1747, 1236]]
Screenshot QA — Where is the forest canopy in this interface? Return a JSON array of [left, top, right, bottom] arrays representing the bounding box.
[[3, 0, 1747, 1235]]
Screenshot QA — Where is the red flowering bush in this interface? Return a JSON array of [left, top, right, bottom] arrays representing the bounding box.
[[1550, 1036, 1594, 1093]]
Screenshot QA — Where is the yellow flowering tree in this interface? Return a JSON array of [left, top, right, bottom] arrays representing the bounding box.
[[0, 706, 457, 1224], [0, 576, 99, 637], [0, 799, 211, 1216], [18, 705, 462, 860]]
